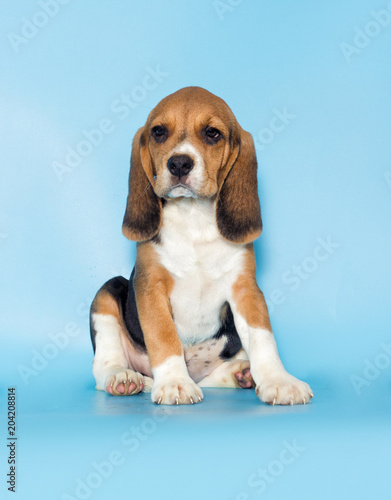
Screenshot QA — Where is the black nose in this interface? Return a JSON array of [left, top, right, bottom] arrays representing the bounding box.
[[167, 155, 194, 178]]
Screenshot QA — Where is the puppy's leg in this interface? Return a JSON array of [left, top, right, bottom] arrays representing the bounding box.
[[135, 244, 203, 405], [90, 277, 149, 396], [230, 250, 313, 405], [199, 354, 255, 389]]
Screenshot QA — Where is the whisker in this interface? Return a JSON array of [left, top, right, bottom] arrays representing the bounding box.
[[134, 178, 153, 201], [137, 181, 152, 200]]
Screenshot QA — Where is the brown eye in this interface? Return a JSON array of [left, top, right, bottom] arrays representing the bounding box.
[[203, 126, 222, 144], [152, 125, 168, 143]]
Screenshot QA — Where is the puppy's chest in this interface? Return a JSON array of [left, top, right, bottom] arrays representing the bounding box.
[[154, 200, 245, 343]]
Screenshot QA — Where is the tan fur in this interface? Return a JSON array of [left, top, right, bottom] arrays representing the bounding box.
[[145, 88, 239, 199], [134, 242, 182, 368], [122, 86, 262, 244], [91, 290, 121, 318], [91, 287, 152, 376], [121, 87, 263, 374], [122, 128, 162, 242], [215, 129, 262, 244], [232, 245, 272, 331], [91, 87, 313, 406]]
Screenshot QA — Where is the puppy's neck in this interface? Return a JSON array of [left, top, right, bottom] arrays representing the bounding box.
[[159, 197, 220, 245], [164, 196, 215, 214]]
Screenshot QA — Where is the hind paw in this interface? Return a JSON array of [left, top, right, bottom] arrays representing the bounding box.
[[234, 364, 255, 389], [105, 369, 144, 396]]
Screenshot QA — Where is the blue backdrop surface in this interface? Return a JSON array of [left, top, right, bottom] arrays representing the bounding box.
[[1, 1, 391, 499]]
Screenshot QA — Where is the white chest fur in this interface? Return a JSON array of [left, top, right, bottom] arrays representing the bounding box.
[[154, 199, 246, 344]]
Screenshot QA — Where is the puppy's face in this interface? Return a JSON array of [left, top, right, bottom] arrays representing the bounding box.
[[143, 87, 240, 199], [123, 86, 262, 244]]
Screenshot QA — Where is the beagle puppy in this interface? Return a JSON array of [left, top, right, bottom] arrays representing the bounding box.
[[90, 86, 313, 406]]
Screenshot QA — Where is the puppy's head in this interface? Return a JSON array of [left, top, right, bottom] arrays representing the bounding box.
[[122, 87, 262, 244]]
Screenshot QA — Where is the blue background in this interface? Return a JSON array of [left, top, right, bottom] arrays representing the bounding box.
[[1, 1, 391, 499]]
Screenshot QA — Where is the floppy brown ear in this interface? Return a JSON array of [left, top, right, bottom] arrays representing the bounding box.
[[122, 127, 162, 241], [216, 129, 262, 244]]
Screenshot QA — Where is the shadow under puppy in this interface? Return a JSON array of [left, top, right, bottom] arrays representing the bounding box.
[[90, 86, 313, 406]]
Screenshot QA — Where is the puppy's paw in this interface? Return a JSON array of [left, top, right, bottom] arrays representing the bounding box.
[[233, 361, 255, 389], [105, 369, 144, 396], [141, 376, 154, 393], [256, 373, 313, 406], [152, 377, 203, 405]]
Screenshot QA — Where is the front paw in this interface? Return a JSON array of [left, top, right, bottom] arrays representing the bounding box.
[[256, 372, 313, 406], [152, 377, 203, 405]]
